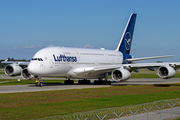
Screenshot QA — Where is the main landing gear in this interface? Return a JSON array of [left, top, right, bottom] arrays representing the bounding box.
[[64, 78, 74, 85], [63, 78, 111, 85], [94, 79, 111, 85], [78, 79, 91, 84], [93, 73, 111, 85], [94, 75, 111, 85], [36, 77, 43, 87]]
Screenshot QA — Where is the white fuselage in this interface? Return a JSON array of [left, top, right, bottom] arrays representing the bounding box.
[[28, 47, 123, 79]]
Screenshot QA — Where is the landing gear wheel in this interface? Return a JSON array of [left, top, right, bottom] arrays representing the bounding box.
[[40, 82, 43, 87], [35, 77, 43, 87], [78, 79, 91, 84], [108, 81, 111, 85], [94, 80, 111, 85], [64, 79, 74, 85]]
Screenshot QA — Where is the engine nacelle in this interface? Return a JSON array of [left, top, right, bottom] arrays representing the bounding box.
[[4, 64, 22, 76], [157, 65, 176, 79], [21, 68, 35, 80], [111, 68, 131, 81]]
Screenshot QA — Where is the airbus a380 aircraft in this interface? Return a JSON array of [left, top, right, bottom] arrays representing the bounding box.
[[2, 13, 180, 86]]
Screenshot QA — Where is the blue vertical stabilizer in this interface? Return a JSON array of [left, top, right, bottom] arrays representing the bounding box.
[[116, 13, 137, 62], [116, 13, 137, 54]]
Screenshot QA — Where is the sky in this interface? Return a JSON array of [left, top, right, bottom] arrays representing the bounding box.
[[0, 0, 180, 62]]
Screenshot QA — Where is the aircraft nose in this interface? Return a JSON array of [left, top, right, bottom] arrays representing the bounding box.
[[28, 62, 38, 75]]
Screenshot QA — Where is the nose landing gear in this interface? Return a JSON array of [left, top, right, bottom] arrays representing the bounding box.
[[36, 77, 43, 87]]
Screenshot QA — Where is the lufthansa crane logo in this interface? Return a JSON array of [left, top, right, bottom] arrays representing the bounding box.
[[125, 32, 131, 50]]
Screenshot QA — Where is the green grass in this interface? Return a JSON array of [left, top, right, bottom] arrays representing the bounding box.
[[1, 84, 180, 119], [0, 79, 66, 86], [174, 118, 180, 120]]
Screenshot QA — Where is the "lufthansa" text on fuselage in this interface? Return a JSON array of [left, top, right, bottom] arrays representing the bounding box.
[[53, 54, 77, 62]]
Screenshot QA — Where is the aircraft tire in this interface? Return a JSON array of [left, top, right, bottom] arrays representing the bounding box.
[[78, 80, 81, 84], [64, 80, 74, 85], [94, 80, 97, 85], [88, 80, 90, 84], [71, 80, 74, 84], [40, 82, 43, 87], [94, 80, 111, 85], [78, 80, 90, 84]]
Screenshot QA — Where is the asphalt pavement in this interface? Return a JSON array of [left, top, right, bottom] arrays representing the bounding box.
[[0, 74, 180, 93]]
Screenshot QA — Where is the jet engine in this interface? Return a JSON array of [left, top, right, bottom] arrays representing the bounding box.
[[4, 64, 22, 76], [111, 68, 131, 81], [21, 68, 35, 80], [157, 65, 176, 79]]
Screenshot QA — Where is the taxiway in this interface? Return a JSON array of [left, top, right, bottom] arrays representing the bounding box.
[[0, 75, 180, 93]]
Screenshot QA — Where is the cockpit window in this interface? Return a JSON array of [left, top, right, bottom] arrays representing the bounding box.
[[31, 58, 43, 61], [38, 58, 42, 61]]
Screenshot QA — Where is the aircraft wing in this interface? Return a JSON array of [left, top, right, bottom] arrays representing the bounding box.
[[1, 61, 29, 66], [126, 55, 174, 62], [72, 62, 180, 79], [127, 62, 180, 68], [77, 62, 180, 72]]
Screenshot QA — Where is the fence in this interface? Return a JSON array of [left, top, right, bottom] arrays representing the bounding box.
[[34, 98, 180, 120]]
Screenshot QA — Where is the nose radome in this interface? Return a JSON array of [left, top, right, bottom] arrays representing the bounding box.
[[27, 62, 33, 75], [28, 62, 38, 75]]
